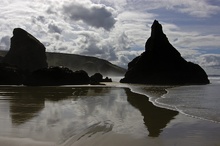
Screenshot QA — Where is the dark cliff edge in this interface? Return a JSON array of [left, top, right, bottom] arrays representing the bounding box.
[[120, 20, 209, 85]]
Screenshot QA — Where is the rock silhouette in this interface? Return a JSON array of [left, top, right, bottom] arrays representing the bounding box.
[[0, 28, 125, 85], [3, 28, 48, 73], [90, 73, 112, 85], [120, 20, 209, 85], [24, 66, 90, 86], [0, 28, 95, 85]]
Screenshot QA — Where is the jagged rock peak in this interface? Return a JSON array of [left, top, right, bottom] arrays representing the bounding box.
[[151, 20, 164, 39], [145, 20, 178, 55]]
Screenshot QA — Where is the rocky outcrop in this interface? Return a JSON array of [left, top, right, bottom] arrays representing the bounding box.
[[90, 73, 112, 85], [24, 66, 90, 86], [120, 20, 209, 85], [3, 28, 48, 73]]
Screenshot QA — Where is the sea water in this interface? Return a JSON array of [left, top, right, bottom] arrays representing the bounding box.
[[156, 75, 220, 123]]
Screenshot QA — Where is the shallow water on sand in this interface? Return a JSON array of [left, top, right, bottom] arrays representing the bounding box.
[[155, 76, 220, 123], [0, 85, 219, 146]]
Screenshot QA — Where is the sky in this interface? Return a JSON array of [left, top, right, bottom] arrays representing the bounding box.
[[0, 0, 220, 69]]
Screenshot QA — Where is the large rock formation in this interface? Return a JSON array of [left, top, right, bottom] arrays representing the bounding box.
[[120, 20, 209, 85], [3, 28, 48, 73]]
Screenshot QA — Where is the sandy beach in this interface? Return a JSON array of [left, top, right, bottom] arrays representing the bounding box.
[[0, 83, 219, 146]]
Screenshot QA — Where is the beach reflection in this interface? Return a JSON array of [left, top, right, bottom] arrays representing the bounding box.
[[9, 87, 89, 125], [0, 86, 178, 144], [126, 89, 179, 137]]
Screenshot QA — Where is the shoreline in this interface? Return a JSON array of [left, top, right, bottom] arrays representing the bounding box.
[[115, 81, 220, 124]]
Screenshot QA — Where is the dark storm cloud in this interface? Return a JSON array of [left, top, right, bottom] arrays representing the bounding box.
[[48, 23, 62, 34], [37, 16, 46, 23], [76, 32, 103, 55], [63, 2, 116, 31]]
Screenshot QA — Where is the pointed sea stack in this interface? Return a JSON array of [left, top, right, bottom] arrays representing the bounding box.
[[120, 20, 209, 85], [3, 28, 48, 73]]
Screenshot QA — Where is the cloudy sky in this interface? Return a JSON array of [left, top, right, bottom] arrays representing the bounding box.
[[0, 0, 220, 69]]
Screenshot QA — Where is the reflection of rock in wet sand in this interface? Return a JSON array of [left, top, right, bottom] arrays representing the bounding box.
[[8, 87, 90, 125], [125, 88, 178, 137], [10, 97, 44, 125], [9, 87, 45, 125]]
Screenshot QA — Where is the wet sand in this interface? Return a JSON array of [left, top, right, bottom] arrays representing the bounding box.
[[0, 83, 219, 146]]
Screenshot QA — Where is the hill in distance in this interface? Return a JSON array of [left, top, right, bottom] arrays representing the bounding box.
[[46, 52, 126, 76], [0, 50, 126, 76]]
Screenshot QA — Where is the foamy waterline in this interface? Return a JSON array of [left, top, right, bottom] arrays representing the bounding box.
[[158, 84, 220, 124], [126, 84, 178, 111], [119, 82, 220, 124]]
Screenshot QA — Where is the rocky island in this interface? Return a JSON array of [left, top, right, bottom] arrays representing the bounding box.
[[120, 20, 209, 85]]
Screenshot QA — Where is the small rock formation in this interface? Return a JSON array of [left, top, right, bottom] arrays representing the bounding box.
[[3, 28, 48, 73], [120, 20, 209, 85], [24, 66, 90, 86], [102, 77, 112, 82], [90, 73, 112, 85]]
